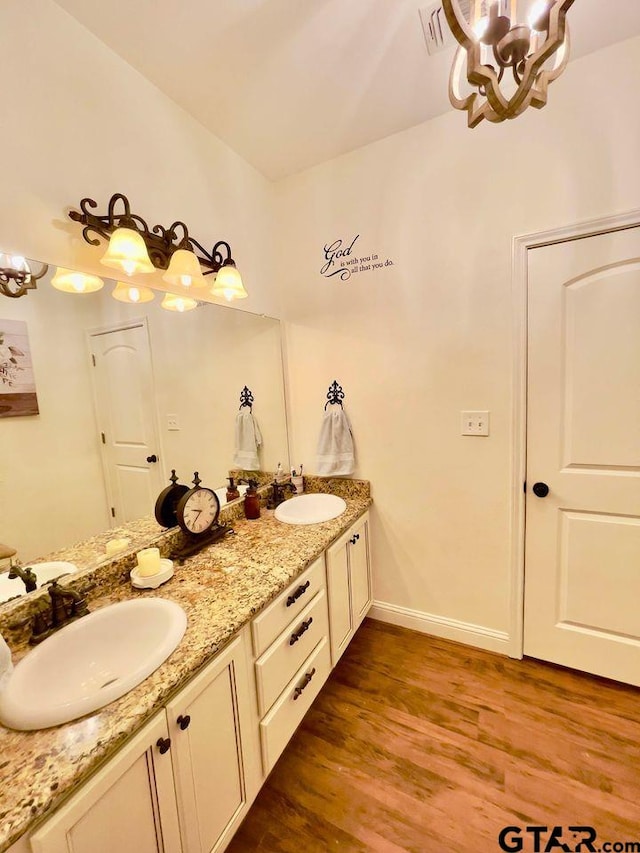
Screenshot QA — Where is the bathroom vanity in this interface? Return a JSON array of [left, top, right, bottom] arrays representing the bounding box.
[[0, 480, 372, 853]]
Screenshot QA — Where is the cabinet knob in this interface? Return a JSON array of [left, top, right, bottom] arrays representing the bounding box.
[[293, 668, 316, 701], [146, 454, 158, 464], [156, 736, 171, 754], [177, 714, 191, 730]]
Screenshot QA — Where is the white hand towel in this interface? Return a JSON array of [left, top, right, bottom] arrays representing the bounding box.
[[0, 634, 13, 691], [233, 409, 263, 470], [316, 406, 355, 476]]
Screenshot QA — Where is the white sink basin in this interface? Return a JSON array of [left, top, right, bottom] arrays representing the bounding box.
[[0, 561, 77, 604], [274, 493, 347, 525], [0, 598, 187, 730]]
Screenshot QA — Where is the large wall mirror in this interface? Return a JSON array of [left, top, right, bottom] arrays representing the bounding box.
[[0, 259, 289, 594]]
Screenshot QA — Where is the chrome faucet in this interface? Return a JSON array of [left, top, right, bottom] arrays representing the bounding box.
[[29, 579, 90, 645], [8, 563, 38, 594]]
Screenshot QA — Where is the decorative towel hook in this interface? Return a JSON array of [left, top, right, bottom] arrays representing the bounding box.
[[324, 380, 345, 410], [239, 386, 254, 410]]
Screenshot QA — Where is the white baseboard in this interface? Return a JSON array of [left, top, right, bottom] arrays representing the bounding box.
[[369, 600, 512, 656]]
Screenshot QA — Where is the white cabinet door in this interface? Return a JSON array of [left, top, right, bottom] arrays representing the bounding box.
[[350, 514, 372, 627], [326, 512, 372, 666], [326, 529, 353, 665], [166, 630, 259, 853], [30, 714, 181, 853]]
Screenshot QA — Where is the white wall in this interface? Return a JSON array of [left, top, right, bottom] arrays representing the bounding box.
[[275, 36, 640, 651], [0, 0, 278, 317]]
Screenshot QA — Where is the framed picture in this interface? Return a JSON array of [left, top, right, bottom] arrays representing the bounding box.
[[0, 319, 39, 417]]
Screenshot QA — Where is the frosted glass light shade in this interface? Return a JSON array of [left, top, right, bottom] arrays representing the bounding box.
[[100, 228, 155, 276], [160, 293, 198, 312], [210, 262, 247, 301], [162, 249, 207, 288], [51, 268, 104, 294], [112, 282, 155, 304]]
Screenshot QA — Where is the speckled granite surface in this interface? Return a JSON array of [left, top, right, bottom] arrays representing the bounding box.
[[0, 479, 371, 852]]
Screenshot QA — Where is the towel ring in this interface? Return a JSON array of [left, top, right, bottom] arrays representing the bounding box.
[[324, 380, 345, 410], [239, 386, 254, 411]]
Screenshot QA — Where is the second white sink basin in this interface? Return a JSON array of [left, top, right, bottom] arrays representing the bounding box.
[[275, 493, 347, 525], [0, 561, 77, 604], [0, 598, 187, 731]]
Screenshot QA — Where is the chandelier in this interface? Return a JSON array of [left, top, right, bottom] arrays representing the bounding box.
[[442, 0, 575, 126]]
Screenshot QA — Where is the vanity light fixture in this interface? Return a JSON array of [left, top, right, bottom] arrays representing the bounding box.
[[160, 293, 198, 312], [50, 268, 104, 294], [69, 194, 247, 299], [0, 254, 48, 299], [162, 248, 208, 289], [100, 227, 155, 277], [210, 259, 248, 302], [112, 282, 155, 304], [442, 0, 574, 126]]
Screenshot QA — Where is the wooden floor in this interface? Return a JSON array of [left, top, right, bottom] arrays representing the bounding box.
[[228, 619, 640, 853]]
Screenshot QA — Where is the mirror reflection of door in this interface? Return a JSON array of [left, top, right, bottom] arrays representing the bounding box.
[[88, 321, 164, 525], [524, 226, 640, 687]]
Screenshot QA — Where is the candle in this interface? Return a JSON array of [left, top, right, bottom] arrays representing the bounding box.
[[105, 538, 130, 557], [137, 547, 161, 577]]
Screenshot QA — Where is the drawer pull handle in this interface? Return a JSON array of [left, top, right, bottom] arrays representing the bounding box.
[[286, 580, 310, 607], [177, 714, 191, 731], [156, 737, 171, 754], [289, 617, 313, 646], [293, 668, 316, 701]]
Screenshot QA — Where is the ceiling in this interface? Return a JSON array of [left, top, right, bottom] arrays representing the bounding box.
[[54, 0, 640, 180]]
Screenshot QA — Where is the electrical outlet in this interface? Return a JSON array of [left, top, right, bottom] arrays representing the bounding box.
[[167, 414, 180, 431], [461, 411, 490, 436]]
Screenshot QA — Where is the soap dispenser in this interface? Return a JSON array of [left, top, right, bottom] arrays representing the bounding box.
[[226, 477, 240, 502], [241, 479, 261, 520]]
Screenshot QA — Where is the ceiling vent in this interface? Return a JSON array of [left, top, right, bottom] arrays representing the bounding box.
[[419, 1, 471, 55]]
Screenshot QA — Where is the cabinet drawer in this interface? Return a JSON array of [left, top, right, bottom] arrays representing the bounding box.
[[255, 589, 329, 716], [251, 556, 325, 656], [259, 637, 331, 774]]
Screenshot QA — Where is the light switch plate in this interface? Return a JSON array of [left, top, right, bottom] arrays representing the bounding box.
[[167, 414, 180, 431], [461, 411, 490, 436]]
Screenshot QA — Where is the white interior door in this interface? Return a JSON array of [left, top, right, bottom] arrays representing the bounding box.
[[89, 322, 163, 525], [524, 227, 640, 686]]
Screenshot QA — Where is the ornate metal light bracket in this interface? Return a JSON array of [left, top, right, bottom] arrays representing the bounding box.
[[68, 193, 234, 275], [443, 0, 575, 127], [0, 261, 49, 299]]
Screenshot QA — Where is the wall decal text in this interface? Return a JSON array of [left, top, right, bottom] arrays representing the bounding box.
[[321, 235, 395, 281]]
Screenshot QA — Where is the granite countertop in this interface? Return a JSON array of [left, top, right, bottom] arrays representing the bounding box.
[[0, 478, 371, 852]]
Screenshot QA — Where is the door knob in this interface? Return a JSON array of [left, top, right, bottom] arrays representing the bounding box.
[[532, 482, 549, 498], [146, 454, 158, 463]]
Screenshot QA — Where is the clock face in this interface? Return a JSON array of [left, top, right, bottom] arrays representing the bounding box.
[[178, 487, 220, 535]]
